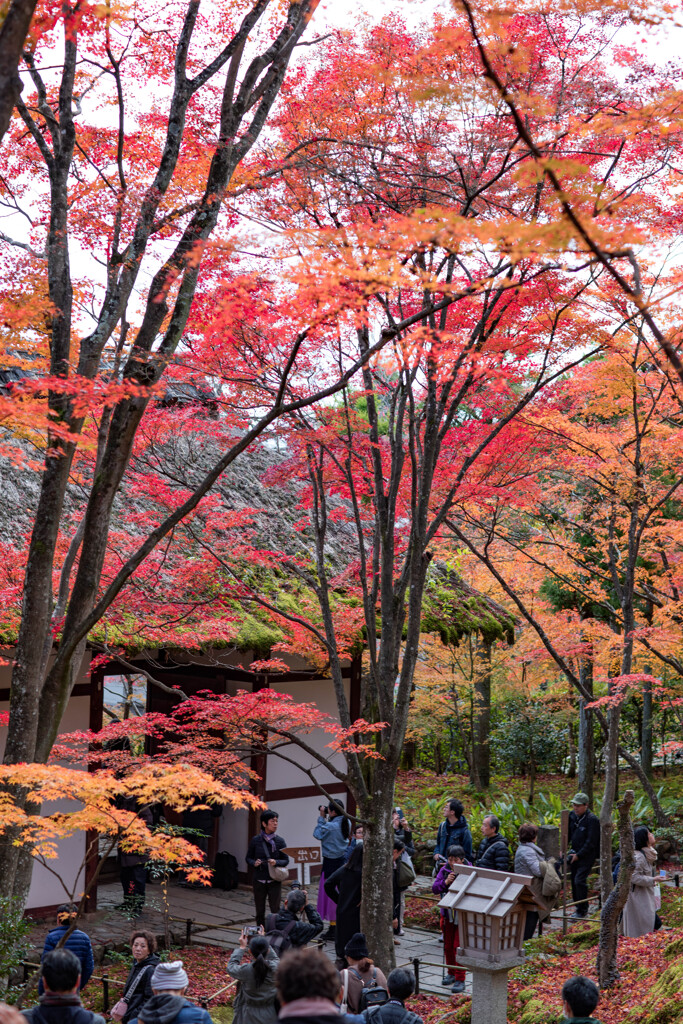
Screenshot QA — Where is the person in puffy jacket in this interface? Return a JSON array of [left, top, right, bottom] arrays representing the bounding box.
[[475, 815, 511, 871], [40, 906, 94, 993], [433, 801, 473, 863], [129, 962, 212, 1024]]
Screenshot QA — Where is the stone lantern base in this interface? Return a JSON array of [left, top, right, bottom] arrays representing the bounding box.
[[456, 953, 526, 1024]]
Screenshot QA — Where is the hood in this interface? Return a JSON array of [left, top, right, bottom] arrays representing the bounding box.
[[138, 994, 187, 1024]]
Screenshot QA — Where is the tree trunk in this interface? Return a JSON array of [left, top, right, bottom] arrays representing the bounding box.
[[599, 705, 620, 903], [642, 672, 653, 780], [578, 641, 594, 803], [567, 720, 577, 779], [359, 764, 396, 973], [470, 640, 491, 790], [597, 789, 635, 988]]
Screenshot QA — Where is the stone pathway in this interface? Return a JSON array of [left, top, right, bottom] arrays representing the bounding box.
[[94, 878, 459, 996], [83, 873, 611, 999]]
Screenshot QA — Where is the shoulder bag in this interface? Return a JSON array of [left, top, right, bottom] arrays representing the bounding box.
[[111, 962, 152, 1021]]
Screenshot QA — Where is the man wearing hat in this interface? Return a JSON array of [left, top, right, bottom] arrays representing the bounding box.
[[128, 962, 212, 1024], [567, 792, 600, 920]]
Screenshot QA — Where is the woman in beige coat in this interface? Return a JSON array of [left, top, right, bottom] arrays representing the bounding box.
[[622, 826, 658, 937]]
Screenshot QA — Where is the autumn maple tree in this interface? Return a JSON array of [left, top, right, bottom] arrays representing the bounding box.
[[156, 9, 683, 965], [0, 0, 433, 909]]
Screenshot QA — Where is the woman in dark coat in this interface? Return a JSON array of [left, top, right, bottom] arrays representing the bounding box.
[[324, 844, 363, 961], [114, 930, 160, 1024]]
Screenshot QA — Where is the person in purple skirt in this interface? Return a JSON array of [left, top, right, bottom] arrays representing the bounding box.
[[314, 802, 350, 943]]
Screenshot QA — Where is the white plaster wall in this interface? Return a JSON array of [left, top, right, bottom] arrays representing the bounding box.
[[217, 674, 349, 869], [265, 677, 349, 790], [265, 793, 332, 863], [0, 656, 91, 909]]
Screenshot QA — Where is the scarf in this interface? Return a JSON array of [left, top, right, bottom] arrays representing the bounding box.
[[279, 999, 338, 1018]]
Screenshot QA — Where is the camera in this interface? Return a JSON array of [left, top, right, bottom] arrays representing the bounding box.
[[289, 881, 302, 890], [245, 926, 258, 937]]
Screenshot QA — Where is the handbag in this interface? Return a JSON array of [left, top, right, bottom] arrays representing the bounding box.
[[654, 882, 662, 911], [540, 859, 562, 899], [268, 862, 289, 882], [111, 962, 152, 1020], [340, 970, 350, 1014], [263, 834, 289, 883]]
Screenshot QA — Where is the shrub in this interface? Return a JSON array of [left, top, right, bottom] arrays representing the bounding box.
[[0, 896, 32, 999]]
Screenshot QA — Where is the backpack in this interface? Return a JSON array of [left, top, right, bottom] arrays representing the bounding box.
[[341, 967, 389, 1013], [396, 855, 416, 890], [357, 969, 389, 1012], [213, 851, 239, 890], [265, 914, 297, 954]]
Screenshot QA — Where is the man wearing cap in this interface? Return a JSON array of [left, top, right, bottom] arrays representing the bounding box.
[[567, 792, 600, 920], [128, 962, 212, 1024]]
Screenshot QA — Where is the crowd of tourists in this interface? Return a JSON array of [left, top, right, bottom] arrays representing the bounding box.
[[0, 938, 602, 1024], [0, 787, 658, 1024]]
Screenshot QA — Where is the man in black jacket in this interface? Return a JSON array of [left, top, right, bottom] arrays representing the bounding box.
[[269, 889, 323, 947], [246, 809, 289, 927], [568, 792, 600, 920], [362, 968, 423, 1024], [475, 814, 511, 871], [23, 950, 105, 1024]]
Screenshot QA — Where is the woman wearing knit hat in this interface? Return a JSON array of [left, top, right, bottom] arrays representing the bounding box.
[[339, 934, 388, 1015], [128, 962, 212, 1024]]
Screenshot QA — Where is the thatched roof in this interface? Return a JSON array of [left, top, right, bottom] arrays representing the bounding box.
[[422, 561, 516, 646], [0, 407, 515, 653]]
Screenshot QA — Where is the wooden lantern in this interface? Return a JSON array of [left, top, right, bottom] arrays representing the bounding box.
[[438, 864, 536, 965]]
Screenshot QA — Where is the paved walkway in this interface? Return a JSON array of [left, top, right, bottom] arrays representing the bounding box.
[[96, 878, 455, 996], [94, 874, 611, 997]]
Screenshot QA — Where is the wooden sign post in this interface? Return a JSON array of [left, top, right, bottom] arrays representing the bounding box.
[[561, 809, 570, 936], [284, 846, 321, 886]]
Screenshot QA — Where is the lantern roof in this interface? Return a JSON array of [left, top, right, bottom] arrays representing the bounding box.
[[438, 863, 536, 919]]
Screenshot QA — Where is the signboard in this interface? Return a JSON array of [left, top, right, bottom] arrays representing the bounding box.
[[560, 809, 570, 851], [284, 846, 321, 864]]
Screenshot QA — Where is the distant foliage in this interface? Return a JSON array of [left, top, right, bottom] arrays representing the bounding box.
[[490, 702, 567, 776]]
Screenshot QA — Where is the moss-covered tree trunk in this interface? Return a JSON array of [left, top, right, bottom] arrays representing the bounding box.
[[597, 789, 634, 988]]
